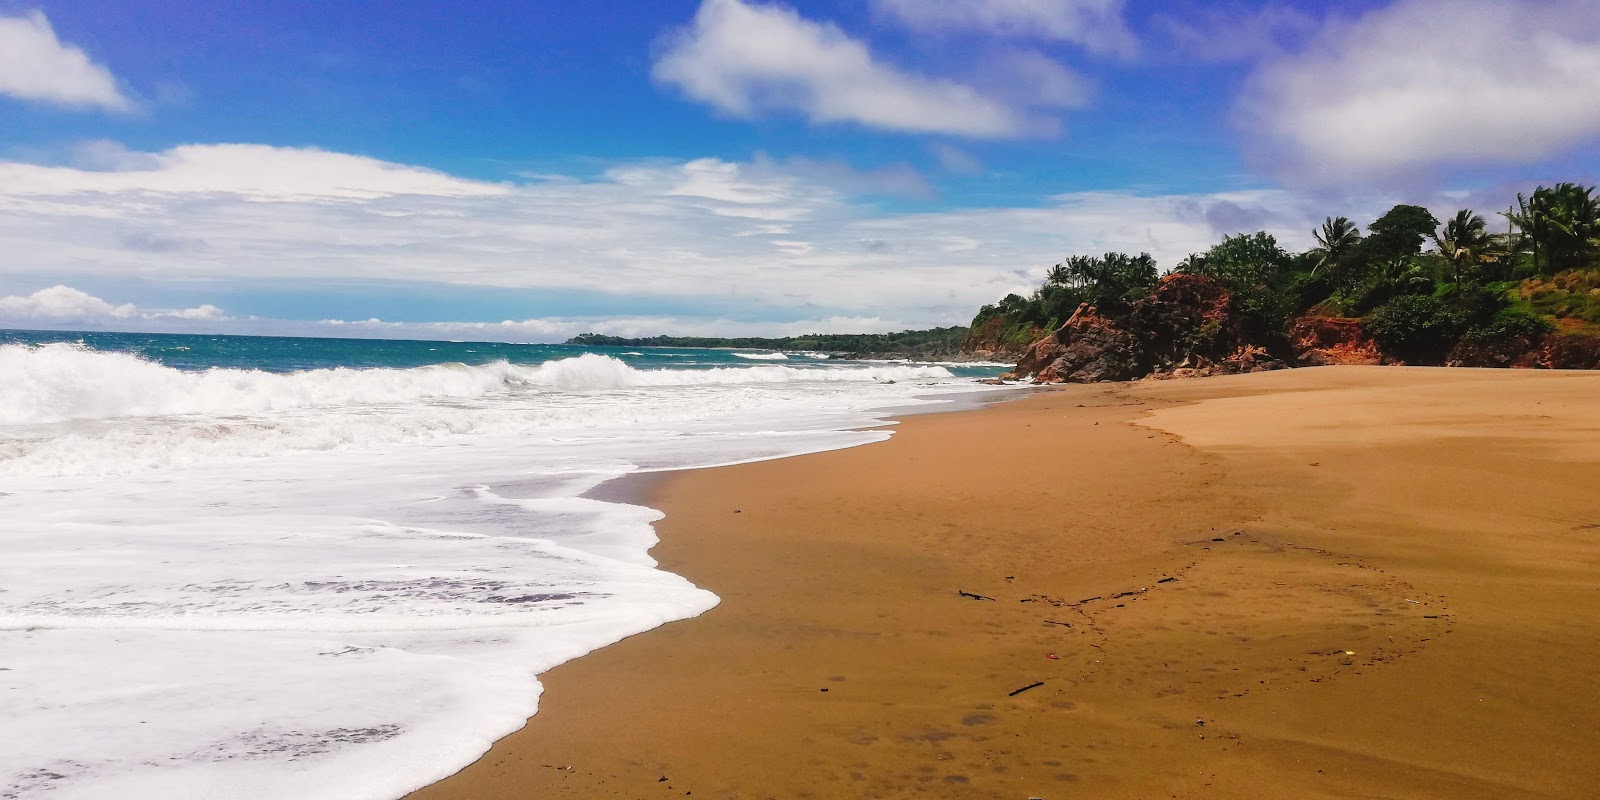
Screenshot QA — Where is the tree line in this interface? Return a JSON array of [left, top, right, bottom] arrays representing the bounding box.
[[567, 327, 970, 356], [973, 182, 1600, 362]]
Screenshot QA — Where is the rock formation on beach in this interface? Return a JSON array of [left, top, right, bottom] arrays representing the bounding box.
[[1000, 275, 1288, 383]]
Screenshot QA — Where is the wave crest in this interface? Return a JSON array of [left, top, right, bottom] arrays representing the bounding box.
[[0, 345, 954, 424]]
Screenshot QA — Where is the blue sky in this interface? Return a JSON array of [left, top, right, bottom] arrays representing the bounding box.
[[1, 0, 1597, 340]]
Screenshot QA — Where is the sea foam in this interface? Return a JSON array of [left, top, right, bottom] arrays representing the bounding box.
[[0, 344, 951, 425], [0, 340, 1006, 800]]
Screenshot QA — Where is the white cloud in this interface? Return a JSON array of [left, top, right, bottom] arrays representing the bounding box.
[[871, 0, 1136, 57], [0, 10, 131, 112], [0, 285, 134, 319], [0, 285, 219, 323], [653, 0, 1069, 138], [3, 143, 506, 201], [1239, 0, 1600, 181], [166, 304, 225, 321], [0, 284, 924, 342], [0, 141, 1360, 333], [1154, 2, 1316, 63]]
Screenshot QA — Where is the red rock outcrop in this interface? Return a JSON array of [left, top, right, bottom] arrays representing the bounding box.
[[1001, 275, 1289, 383], [1289, 315, 1383, 366]]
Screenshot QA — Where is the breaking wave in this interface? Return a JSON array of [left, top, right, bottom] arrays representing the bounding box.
[[0, 344, 952, 425]]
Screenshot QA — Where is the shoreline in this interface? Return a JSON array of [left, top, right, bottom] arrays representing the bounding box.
[[410, 366, 1600, 799]]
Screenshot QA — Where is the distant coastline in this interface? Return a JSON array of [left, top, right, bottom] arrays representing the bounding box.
[[565, 327, 975, 361]]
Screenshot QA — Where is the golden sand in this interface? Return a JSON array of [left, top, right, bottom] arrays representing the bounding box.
[[410, 366, 1600, 799]]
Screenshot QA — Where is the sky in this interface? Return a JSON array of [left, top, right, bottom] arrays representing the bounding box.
[[0, 0, 1597, 341]]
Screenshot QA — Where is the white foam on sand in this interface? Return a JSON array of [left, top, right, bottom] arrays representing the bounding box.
[[0, 345, 1012, 800]]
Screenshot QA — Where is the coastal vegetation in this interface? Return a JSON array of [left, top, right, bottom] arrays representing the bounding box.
[[967, 182, 1600, 378], [567, 327, 969, 358]]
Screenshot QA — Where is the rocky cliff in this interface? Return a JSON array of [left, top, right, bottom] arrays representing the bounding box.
[[959, 315, 1045, 361], [999, 274, 1288, 383]]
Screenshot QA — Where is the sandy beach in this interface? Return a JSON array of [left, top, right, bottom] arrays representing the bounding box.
[[410, 365, 1600, 799]]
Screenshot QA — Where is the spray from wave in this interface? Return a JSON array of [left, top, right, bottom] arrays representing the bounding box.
[[0, 344, 953, 425]]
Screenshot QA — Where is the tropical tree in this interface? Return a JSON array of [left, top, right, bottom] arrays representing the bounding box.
[[1432, 209, 1499, 285], [1363, 204, 1441, 282], [1310, 216, 1361, 278], [1045, 252, 1159, 311], [1174, 253, 1208, 275], [1188, 231, 1292, 287]]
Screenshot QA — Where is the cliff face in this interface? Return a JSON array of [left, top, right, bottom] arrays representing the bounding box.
[[959, 316, 1045, 361], [1000, 274, 1287, 383]]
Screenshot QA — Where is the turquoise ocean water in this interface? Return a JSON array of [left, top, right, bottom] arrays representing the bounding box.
[[0, 328, 1007, 800]]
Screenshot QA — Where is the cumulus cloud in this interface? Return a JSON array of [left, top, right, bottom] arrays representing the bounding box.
[[871, 0, 1136, 57], [0, 285, 219, 324], [0, 10, 131, 112], [0, 141, 1355, 333], [653, 0, 1078, 138], [1239, 0, 1600, 182]]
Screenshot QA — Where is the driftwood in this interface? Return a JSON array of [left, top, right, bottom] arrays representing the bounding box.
[[1008, 681, 1045, 697], [958, 590, 996, 601]]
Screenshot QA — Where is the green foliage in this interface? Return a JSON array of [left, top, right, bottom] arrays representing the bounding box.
[[1364, 295, 1471, 362], [1311, 216, 1362, 279], [1517, 269, 1600, 328], [1433, 209, 1501, 285], [965, 184, 1597, 367], [1460, 308, 1555, 345], [1180, 232, 1292, 286], [1045, 252, 1159, 312], [1505, 183, 1600, 274], [1365, 204, 1441, 265], [1179, 232, 1297, 330], [968, 252, 1159, 345], [566, 327, 970, 356]]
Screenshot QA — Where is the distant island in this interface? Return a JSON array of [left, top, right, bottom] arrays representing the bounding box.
[[566, 327, 971, 359]]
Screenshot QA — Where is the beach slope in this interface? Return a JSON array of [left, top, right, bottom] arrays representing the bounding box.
[[411, 365, 1600, 799]]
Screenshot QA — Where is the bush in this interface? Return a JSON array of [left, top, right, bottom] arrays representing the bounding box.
[[1364, 295, 1470, 363], [1460, 308, 1555, 344], [1519, 269, 1600, 327]]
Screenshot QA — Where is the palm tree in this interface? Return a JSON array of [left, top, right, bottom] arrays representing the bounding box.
[[1432, 209, 1498, 285], [1174, 252, 1209, 276], [1310, 216, 1361, 277], [1504, 183, 1600, 274]]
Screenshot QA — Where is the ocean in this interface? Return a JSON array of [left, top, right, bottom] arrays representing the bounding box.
[[0, 329, 1010, 800]]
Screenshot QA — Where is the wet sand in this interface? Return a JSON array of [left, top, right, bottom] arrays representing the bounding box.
[[409, 366, 1600, 799]]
